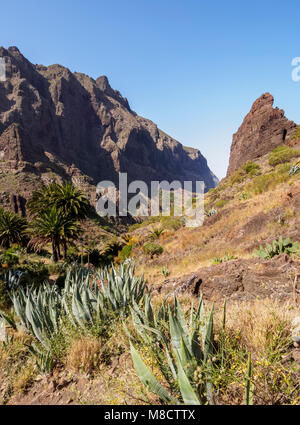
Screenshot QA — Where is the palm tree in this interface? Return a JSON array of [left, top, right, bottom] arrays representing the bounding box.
[[29, 207, 81, 262], [0, 208, 27, 248], [51, 181, 90, 219], [27, 181, 90, 220], [27, 182, 58, 217]]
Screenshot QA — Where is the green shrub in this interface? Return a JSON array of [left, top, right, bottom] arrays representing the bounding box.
[[17, 261, 50, 286], [207, 183, 227, 201], [247, 171, 289, 194], [254, 237, 299, 259], [143, 242, 163, 258], [276, 162, 292, 174], [242, 162, 260, 176], [268, 145, 300, 167], [100, 239, 124, 265], [0, 278, 11, 310], [214, 199, 227, 209], [118, 244, 133, 261], [66, 246, 80, 262], [0, 247, 20, 266], [229, 169, 246, 185], [292, 126, 300, 139], [161, 216, 184, 231], [229, 164, 260, 186], [238, 192, 252, 200]]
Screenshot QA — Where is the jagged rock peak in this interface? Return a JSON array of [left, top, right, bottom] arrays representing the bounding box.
[[96, 75, 111, 91], [227, 93, 297, 176], [96, 75, 130, 110]]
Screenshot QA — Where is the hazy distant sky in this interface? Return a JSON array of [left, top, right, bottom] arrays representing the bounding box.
[[1, 0, 299, 179]]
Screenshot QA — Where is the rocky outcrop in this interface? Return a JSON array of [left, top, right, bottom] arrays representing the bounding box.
[[227, 93, 297, 176], [154, 254, 300, 303], [0, 46, 218, 201]]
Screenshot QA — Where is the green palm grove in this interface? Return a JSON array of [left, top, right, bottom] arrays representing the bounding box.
[[0, 181, 89, 262]]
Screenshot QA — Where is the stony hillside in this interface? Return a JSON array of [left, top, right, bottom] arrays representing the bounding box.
[[0, 46, 218, 215]]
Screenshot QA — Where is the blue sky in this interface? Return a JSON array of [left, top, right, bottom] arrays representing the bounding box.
[[1, 0, 299, 179]]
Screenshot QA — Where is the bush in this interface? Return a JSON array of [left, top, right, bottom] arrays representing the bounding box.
[[207, 183, 227, 201], [247, 171, 289, 195], [214, 199, 227, 209], [0, 247, 20, 267], [18, 261, 49, 284], [161, 216, 184, 231], [242, 161, 260, 176], [116, 244, 133, 263], [229, 169, 246, 185], [292, 126, 300, 140], [268, 145, 300, 167], [0, 278, 11, 310], [276, 162, 292, 174], [143, 243, 163, 258], [238, 192, 252, 200]]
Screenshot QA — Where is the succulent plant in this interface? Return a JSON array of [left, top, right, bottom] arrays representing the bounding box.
[[254, 236, 299, 259], [5, 263, 146, 350], [129, 295, 215, 405], [289, 164, 300, 175], [205, 208, 217, 217]]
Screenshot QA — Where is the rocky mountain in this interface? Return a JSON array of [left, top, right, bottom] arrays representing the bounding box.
[[0, 46, 218, 214], [227, 93, 297, 176]]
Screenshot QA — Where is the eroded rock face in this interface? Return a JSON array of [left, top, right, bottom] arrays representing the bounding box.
[[0, 46, 218, 194], [227, 93, 297, 176], [155, 254, 300, 304]]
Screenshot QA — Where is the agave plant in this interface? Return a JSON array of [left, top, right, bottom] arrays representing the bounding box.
[[63, 263, 147, 328], [205, 208, 217, 217], [28, 344, 54, 374], [254, 236, 299, 259], [2, 269, 25, 290], [6, 263, 146, 348], [9, 283, 62, 349], [129, 295, 215, 405], [289, 164, 300, 175]]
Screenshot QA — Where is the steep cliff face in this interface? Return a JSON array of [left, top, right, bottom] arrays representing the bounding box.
[[0, 46, 218, 203], [227, 93, 297, 176]]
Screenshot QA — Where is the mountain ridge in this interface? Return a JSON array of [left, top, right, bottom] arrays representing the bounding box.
[[0, 46, 218, 214]]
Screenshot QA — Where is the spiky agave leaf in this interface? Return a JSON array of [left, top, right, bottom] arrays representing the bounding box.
[[130, 344, 178, 405], [177, 360, 201, 405]]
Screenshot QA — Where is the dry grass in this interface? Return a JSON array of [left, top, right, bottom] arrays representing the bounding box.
[[66, 337, 103, 375], [210, 298, 300, 405], [216, 298, 298, 355], [12, 362, 36, 394]]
